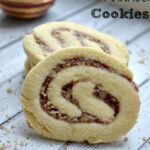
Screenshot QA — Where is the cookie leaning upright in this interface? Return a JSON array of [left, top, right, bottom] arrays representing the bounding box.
[[23, 22, 129, 67], [21, 47, 140, 143]]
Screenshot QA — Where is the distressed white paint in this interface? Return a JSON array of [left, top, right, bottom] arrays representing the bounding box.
[[0, 0, 98, 48], [102, 19, 150, 43], [0, 41, 25, 84], [128, 31, 150, 84], [0, 114, 65, 150]]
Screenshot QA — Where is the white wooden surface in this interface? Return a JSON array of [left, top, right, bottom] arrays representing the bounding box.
[[0, 0, 150, 149]]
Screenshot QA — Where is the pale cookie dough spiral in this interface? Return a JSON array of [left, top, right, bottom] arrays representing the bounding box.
[[21, 47, 140, 143], [23, 22, 129, 67]]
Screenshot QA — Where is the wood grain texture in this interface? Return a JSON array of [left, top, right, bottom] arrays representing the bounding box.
[[0, 114, 64, 150], [102, 19, 150, 44], [0, 41, 25, 84], [0, 0, 98, 49], [128, 31, 150, 84]]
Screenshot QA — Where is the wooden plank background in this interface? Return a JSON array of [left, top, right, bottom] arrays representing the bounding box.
[[0, 0, 150, 149]]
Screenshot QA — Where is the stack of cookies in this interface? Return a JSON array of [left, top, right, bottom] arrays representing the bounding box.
[[21, 22, 140, 143]]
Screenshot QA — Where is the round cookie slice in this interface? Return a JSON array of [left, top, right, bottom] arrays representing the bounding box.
[[23, 21, 129, 66], [21, 47, 140, 143]]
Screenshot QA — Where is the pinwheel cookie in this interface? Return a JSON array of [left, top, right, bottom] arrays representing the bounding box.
[[23, 22, 129, 67], [21, 47, 140, 143]]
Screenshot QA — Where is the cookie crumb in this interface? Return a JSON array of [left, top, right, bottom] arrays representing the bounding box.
[[0, 126, 4, 130], [64, 146, 67, 150], [0, 126, 9, 134], [6, 141, 10, 143], [19, 141, 25, 147], [125, 40, 130, 45], [0, 126, 6, 131], [142, 137, 147, 142], [8, 79, 11, 83], [123, 137, 128, 142], [138, 59, 144, 64], [11, 125, 15, 129], [6, 88, 12, 94]]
